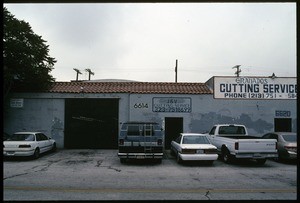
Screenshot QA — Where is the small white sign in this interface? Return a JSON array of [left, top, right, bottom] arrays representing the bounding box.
[[214, 77, 297, 100], [10, 98, 24, 108]]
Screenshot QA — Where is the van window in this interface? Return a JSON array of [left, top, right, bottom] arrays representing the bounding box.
[[122, 122, 160, 136], [127, 125, 140, 136], [143, 124, 154, 136]]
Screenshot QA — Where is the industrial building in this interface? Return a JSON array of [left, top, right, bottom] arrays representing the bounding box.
[[4, 76, 297, 149]]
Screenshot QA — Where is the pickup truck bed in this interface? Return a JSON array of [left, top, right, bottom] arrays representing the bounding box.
[[218, 136, 260, 139], [206, 124, 278, 164]]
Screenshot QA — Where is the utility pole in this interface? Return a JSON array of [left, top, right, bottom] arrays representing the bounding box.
[[85, 69, 95, 80], [73, 68, 82, 81], [232, 65, 241, 77], [175, 59, 178, 83]]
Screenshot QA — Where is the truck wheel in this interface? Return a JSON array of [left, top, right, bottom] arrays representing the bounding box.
[[222, 149, 232, 164], [256, 159, 266, 165]]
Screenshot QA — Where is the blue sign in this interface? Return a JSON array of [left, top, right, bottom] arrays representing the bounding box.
[[152, 97, 191, 113]]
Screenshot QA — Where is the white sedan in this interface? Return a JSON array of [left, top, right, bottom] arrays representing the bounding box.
[[3, 132, 56, 159], [171, 133, 218, 164]]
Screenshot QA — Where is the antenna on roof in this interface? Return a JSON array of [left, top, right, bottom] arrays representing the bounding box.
[[73, 68, 82, 81], [85, 69, 95, 80], [232, 65, 241, 77], [175, 59, 178, 83]]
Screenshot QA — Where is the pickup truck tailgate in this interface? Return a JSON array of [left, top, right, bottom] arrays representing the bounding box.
[[237, 139, 277, 152]]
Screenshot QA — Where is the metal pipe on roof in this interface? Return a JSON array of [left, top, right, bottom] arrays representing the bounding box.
[[175, 59, 178, 83]]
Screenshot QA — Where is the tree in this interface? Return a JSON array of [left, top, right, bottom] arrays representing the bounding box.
[[3, 7, 57, 98]]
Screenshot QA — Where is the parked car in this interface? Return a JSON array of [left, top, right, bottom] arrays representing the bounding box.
[[262, 132, 297, 160], [171, 133, 218, 164], [3, 132, 56, 159]]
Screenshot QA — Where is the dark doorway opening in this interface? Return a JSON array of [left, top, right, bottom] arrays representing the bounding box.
[[164, 117, 183, 149], [274, 118, 292, 132], [64, 99, 119, 149]]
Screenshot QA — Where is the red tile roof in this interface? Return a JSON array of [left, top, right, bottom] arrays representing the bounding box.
[[48, 82, 213, 94]]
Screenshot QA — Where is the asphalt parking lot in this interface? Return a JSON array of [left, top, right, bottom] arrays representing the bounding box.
[[3, 149, 298, 201]]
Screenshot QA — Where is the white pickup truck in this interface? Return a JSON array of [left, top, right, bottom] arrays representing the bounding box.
[[206, 124, 278, 164]]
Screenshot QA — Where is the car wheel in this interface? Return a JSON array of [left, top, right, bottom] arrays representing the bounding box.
[[120, 158, 126, 164], [33, 148, 40, 159], [176, 152, 182, 164], [52, 143, 57, 152], [274, 154, 282, 162]]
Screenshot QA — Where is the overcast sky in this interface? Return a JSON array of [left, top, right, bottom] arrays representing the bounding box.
[[4, 3, 296, 82]]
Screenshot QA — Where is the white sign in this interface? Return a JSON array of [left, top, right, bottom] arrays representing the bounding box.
[[152, 97, 191, 112], [10, 98, 24, 108], [214, 77, 297, 99]]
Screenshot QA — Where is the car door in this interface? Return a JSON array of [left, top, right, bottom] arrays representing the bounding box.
[[208, 126, 220, 148], [36, 133, 44, 153], [172, 135, 182, 154], [40, 133, 53, 152], [36, 133, 48, 153]]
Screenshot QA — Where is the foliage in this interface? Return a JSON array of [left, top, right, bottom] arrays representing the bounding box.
[[3, 7, 56, 97]]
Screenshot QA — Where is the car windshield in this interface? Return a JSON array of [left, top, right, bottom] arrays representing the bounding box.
[[182, 135, 210, 144], [282, 134, 297, 142], [7, 134, 35, 141]]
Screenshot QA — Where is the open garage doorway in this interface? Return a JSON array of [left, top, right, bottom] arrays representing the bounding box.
[[274, 118, 292, 132], [64, 99, 119, 149], [164, 117, 183, 149]]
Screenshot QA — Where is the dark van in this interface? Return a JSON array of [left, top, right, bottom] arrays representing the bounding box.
[[118, 122, 164, 163]]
